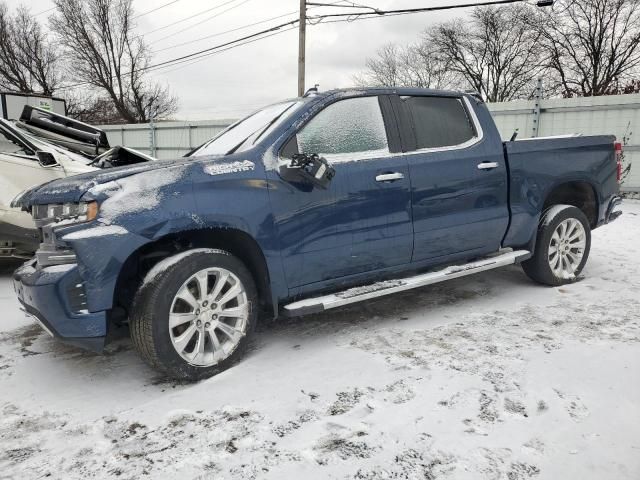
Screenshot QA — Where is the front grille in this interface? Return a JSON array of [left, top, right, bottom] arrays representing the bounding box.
[[35, 243, 76, 267]]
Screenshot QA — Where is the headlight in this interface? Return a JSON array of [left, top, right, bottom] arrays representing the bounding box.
[[33, 201, 99, 224]]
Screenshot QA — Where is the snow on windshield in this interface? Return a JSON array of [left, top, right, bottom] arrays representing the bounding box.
[[191, 101, 300, 157]]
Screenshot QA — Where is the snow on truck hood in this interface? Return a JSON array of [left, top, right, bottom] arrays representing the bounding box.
[[11, 155, 259, 208], [12, 158, 194, 207]]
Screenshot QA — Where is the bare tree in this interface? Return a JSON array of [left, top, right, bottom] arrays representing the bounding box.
[[427, 5, 548, 102], [63, 89, 126, 124], [354, 41, 459, 90], [356, 5, 549, 101], [50, 0, 177, 123], [0, 3, 60, 94], [535, 0, 640, 97]]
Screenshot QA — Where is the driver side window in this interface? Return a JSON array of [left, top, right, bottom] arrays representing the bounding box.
[[294, 96, 389, 157]]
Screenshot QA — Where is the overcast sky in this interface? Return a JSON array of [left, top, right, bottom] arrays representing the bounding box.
[[18, 0, 468, 120]]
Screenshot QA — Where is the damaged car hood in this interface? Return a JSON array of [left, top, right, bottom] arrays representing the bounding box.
[[12, 158, 194, 207]]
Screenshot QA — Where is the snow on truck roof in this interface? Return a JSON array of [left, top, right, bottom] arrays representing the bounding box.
[[309, 87, 474, 99]]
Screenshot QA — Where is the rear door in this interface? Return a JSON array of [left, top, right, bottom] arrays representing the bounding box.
[[393, 94, 509, 263]]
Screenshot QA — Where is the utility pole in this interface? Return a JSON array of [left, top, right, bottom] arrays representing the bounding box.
[[148, 99, 156, 157], [531, 78, 543, 138], [298, 0, 306, 97]]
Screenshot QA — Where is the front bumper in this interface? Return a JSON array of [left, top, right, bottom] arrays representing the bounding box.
[[12, 259, 107, 352]]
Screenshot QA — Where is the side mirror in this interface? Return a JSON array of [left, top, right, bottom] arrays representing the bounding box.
[[36, 151, 59, 167], [279, 153, 336, 189]]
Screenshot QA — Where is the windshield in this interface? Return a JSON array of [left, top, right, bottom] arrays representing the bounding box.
[[190, 101, 301, 157]]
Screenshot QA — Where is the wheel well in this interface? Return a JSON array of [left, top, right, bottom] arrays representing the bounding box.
[[112, 228, 273, 322], [542, 181, 598, 228]]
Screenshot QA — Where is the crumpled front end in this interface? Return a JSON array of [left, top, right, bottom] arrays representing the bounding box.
[[11, 162, 196, 351], [13, 259, 108, 352]]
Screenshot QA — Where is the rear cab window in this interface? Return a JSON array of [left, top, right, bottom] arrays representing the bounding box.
[[399, 95, 478, 151]]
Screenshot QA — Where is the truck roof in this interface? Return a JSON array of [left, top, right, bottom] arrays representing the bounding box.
[[310, 86, 473, 99]]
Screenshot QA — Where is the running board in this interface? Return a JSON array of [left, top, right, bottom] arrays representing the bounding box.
[[283, 249, 530, 316]]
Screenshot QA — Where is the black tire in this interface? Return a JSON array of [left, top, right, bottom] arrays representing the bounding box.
[[522, 204, 591, 286], [130, 249, 258, 381]]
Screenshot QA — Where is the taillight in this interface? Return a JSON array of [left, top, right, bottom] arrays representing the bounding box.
[[614, 141, 622, 183]]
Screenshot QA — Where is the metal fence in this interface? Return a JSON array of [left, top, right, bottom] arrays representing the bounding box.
[[488, 93, 640, 192], [99, 92, 640, 192], [99, 119, 234, 160]]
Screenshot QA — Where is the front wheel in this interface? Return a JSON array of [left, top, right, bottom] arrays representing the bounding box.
[[522, 205, 591, 286], [129, 249, 257, 381]]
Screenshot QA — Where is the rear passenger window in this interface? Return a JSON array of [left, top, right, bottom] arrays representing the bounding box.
[[401, 96, 476, 150], [296, 96, 389, 156]]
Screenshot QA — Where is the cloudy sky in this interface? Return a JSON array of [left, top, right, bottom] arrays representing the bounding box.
[[18, 0, 469, 120]]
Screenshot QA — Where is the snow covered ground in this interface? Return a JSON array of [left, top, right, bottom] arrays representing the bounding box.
[[1, 202, 639, 480]]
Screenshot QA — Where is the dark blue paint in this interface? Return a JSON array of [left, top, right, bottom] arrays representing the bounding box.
[[13, 261, 107, 342], [406, 102, 509, 263], [11, 87, 620, 350]]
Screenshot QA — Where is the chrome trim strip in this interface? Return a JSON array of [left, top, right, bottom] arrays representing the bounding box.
[[276, 95, 485, 166]]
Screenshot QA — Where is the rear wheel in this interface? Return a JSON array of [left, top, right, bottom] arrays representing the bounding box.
[[130, 249, 257, 381], [522, 205, 591, 286]]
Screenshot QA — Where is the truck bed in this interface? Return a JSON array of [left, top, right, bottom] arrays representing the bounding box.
[[502, 134, 618, 249]]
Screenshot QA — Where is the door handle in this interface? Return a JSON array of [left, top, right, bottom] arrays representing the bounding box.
[[376, 172, 405, 182], [477, 162, 499, 170]]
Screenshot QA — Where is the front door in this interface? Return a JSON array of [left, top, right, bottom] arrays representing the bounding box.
[[267, 95, 413, 289]]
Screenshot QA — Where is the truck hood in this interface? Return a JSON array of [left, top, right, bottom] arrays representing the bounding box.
[[12, 157, 193, 207]]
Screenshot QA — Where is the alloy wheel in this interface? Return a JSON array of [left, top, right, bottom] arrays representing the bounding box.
[[168, 267, 248, 366], [548, 218, 586, 279]]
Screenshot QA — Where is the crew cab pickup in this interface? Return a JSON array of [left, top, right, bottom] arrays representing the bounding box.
[[11, 88, 622, 380]]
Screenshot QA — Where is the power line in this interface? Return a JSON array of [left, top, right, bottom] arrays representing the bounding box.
[[56, 0, 532, 92], [306, 0, 532, 22], [142, 0, 239, 36], [152, 10, 299, 53], [150, 1, 337, 53], [57, 19, 299, 90], [307, 1, 382, 14], [34, 6, 55, 16], [147, 20, 297, 71], [133, 0, 181, 20], [151, 0, 252, 43], [152, 26, 298, 75]]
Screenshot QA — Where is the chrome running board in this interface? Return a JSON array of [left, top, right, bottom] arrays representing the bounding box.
[[283, 249, 531, 316]]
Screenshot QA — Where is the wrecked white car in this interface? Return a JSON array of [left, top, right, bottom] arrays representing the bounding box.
[[0, 106, 154, 257]]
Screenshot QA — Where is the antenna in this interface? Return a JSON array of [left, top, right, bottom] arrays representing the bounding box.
[[304, 85, 319, 96]]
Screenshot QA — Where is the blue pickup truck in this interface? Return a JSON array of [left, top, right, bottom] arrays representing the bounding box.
[[12, 88, 623, 380]]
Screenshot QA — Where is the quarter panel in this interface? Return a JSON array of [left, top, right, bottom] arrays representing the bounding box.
[[503, 136, 616, 248]]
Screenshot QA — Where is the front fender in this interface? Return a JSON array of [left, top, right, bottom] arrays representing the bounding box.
[[57, 165, 199, 312]]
